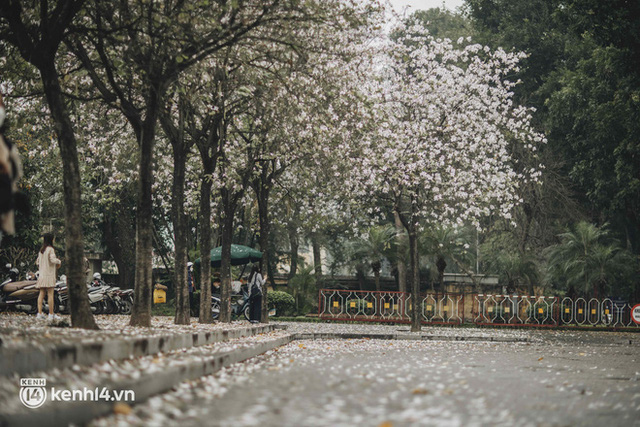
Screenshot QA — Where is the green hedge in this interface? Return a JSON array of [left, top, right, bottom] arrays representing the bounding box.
[[268, 291, 295, 317]]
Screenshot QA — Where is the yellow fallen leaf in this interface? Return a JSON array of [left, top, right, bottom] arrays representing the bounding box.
[[538, 357, 544, 361], [113, 402, 132, 415], [379, 422, 393, 427], [412, 388, 429, 395]]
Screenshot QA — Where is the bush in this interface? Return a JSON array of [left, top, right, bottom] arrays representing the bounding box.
[[268, 291, 295, 317], [190, 290, 201, 317], [152, 299, 176, 317]]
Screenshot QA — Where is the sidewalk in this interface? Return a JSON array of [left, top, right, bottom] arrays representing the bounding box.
[[0, 313, 279, 377], [0, 313, 292, 426], [2, 314, 636, 426]]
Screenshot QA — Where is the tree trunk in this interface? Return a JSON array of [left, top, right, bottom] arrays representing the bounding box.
[[394, 211, 407, 293], [41, 62, 98, 330], [373, 267, 381, 293], [103, 201, 136, 289], [130, 88, 160, 327], [408, 225, 421, 332], [396, 205, 421, 332], [436, 256, 446, 292], [356, 266, 366, 291], [219, 188, 235, 323], [288, 223, 299, 278], [172, 143, 189, 325], [198, 167, 214, 323], [312, 236, 322, 281], [256, 181, 270, 323]]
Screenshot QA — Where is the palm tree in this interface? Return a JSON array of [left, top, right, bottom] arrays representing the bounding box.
[[485, 250, 540, 295], [419, 226, 476, 292], [349, 225, 397, 292], [288, 264, 316, 315], [546, 222, 635, 298]]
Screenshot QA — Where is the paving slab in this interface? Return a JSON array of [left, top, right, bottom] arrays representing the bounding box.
[[92, 333, 640, 427], [0, 331, 294, 427], [0, 314, 275, 376]]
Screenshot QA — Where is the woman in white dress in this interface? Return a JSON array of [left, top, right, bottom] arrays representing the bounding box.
[[35, 233, 61, 320]]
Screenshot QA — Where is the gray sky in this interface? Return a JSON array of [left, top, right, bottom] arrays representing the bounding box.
[[388, 0, 465, 15]]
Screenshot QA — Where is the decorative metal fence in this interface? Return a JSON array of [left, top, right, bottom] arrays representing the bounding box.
[[318, 289, 464, 325], [474, 295, 558, 326], [318, 289, 639, 328], [474, 294, 639, 327]]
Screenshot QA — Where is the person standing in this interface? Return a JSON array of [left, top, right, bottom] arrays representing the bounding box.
[[187, 262, 196, 295], [35, 233, 61, 321], [247, 265, 265, 324]]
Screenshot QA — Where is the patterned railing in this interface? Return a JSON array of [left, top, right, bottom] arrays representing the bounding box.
[[474, 295, 558, 325], [318, 289, 464, 324], [318, 289, 639, 328], [474, 294, 639, 327]]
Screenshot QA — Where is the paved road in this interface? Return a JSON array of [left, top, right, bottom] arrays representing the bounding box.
[[96, 329, 640, 427]]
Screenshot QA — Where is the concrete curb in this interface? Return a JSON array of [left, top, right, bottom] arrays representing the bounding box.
[[0, 334, 294, 427], [0, 324, 276, 377], [293, 332, 528, 343]]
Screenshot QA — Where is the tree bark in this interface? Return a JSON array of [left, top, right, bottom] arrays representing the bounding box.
[[103, 205, 136, 289], [288, 222, 299, 278], [40, 61, 98, 330], [373, 266, 381, 292], [219, 188, 235, 323], [256, 179, 270, 323], [171, 141, 189, 325], [436, 256, 446, 292], [312, 236, 322, 281], [129, 87, 160, 327], [394, 211, 407, 293], [198, 168, 214, 323], [408, 225, 421, 332], [356, 266, 366, 291], [395, 204, 421, 332]]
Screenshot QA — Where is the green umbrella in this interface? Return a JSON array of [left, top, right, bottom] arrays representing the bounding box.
[[195, 244, 262, 268]]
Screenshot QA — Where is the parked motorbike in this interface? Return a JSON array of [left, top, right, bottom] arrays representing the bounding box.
[[114, 288, 133, 314], [86, 282, 109, 314], [0, 266, 52, 313], [55, 277, 69, 314], [211, 287, 250, 321], [0, 280, 41, 313], [2, 264, 19, 282]]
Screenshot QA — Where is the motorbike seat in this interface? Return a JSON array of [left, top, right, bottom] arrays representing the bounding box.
[[2, 280, 37, 293], [88, 286, 103, 293]]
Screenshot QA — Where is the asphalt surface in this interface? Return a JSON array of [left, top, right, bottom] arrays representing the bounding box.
[[96, 328, 640, 427]]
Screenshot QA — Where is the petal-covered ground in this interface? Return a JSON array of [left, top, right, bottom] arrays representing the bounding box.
[[92, 328, 640, 427], [2, 313, 639, 426], [0, 313, 254, 349]]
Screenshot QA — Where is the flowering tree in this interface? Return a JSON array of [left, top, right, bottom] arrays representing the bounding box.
[[0, 0, 98, 329], [343, 26, 545, 331], [177, 0, 387, 323], [68, 0, 292, 326]]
